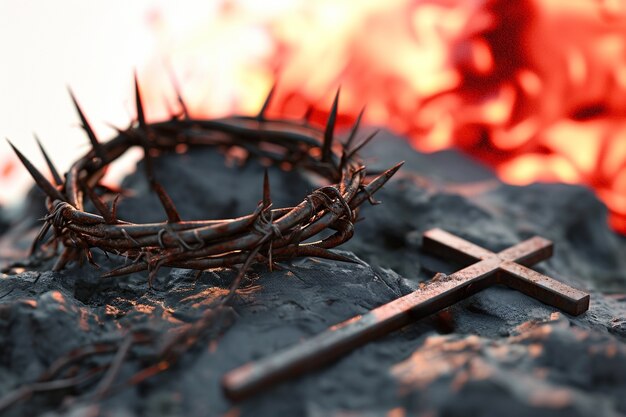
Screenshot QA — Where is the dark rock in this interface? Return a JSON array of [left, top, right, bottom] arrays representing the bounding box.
[[0, 133, 625, 417]]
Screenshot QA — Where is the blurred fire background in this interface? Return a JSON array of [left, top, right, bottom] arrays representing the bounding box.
[[1, 0, 626, 233]]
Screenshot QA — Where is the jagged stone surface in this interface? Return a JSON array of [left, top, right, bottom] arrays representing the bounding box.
[[0, 134, 625, 417]]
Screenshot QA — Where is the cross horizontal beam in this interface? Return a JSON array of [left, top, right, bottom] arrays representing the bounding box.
[[422, 228, 589, 315], [222, 228, 590, 401]]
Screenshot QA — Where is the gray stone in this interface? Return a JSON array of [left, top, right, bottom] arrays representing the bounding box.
[[0, 132, 625, 416]]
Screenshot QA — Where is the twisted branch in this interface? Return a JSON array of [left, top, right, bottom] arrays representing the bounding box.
[[1, 77, 404, 413], [6, 79, 403, 286]]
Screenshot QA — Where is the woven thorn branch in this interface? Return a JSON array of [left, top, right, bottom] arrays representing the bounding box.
[[7, 76, 403, 286]]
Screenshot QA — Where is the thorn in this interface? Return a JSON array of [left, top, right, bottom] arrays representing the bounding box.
[[167, 66, 189, 119], [357, 161, 404, 206], [133, 73, 155, 182], [29, 221, 51, 256], [101, 261, 148, 278], [345, 106, 366, 151], [6, 139, 66, 202], [308, 247, 358, 264], [111, 194, 121, 223], [52, 247, 76, 271], [34, 134, 63, 186], [169, 78, 189, 119], [257, 83, 276, 121], [68, 88, 106, 162], [222, 246, 262, 306], [278, 245, 358, 264], [322, 88, 340, 163], [381, 161, 404, 180], [104, 122, 126, 136], [339, 150, 348, 173], [152, 182, 181, 223], [263, 169, 271, 208], [347, 129, 379, 159], [134, 72, 147, 130], [83, 183, 114, 223], [303, 105, 315, 123], [163, 95, 176, 120]]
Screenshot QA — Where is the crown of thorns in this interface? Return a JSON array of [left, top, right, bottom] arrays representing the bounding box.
[[8, 76, 402, 286]]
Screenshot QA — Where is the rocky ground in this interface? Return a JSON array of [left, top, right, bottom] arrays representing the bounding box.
[[0, 132, 625, 417]]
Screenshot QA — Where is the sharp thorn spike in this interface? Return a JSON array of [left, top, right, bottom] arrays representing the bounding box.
[[152, 181, 181, 223], [68, 87, 106, 162], [257, 83, 276, 121], [307, 247, 358, 264], [303, 105, 314, 123], [347, 129, 379, 159], [7, 139, 66, 202], [34, 134, 63, 186], [222, 246, 262, 306], [345, 106, 366, 151], [339, 150, 348, 173], [101, 261, 148, 278], [29, 221, 51, 256], [167, 67, 189, 119], [378, 161, 404, 181], [83, 182, 114, 223], [360, 161, 404, 199], [163, 95, 176, 120], [168, 65, 189, 119], [134, 72, 147, 130], [278, 245, 358, 264], [263, 169, 271, 208], [53, 247, 76, 272], [175, 90, 189, 120], [322, 88, 340, 163], [111, 194, 121, 223], [133, 73, 155, 182], [104, 122, 126, 136]]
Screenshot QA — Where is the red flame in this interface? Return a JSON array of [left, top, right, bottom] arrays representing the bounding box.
[[2, 1, 623, 234]]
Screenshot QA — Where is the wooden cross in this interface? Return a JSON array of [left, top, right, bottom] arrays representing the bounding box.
[[222, 228, 590, 400]]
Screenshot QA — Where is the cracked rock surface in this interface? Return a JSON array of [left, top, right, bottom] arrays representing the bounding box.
[[0, 132, 625, 417]]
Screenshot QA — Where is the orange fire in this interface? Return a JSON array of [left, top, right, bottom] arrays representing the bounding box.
[[138, 0, 626, 234], [3, 0, 625, 234]]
